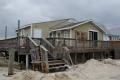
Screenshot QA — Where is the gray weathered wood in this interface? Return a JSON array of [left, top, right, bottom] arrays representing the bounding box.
[[17, 20, 20, 62], [75, 53, 77, 64], [8, 48, 15, 75], [26, 54, 29, 69]]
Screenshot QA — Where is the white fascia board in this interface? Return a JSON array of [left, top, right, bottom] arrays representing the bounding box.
[[91, 21, 105, 33], [89, 30, 99, 32]]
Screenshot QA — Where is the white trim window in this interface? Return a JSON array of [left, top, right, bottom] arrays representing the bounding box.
[[33, 29, 42, 38], [64, 30, 69, 38]]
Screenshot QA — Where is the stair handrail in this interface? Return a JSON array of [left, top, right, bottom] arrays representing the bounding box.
[[63, 46, 74, 65], [42, 38, 55, 49], [28, 37, 49, 72], [40, 45, 48, 52], [42, 38, 74, 66], [28, 37, 41, 62], [28, 37, 49, 60], [41, 38, 56, 59], [28, 37, 39, 47]]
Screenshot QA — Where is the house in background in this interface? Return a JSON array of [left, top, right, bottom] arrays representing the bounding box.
[[107, 27, 120, 40], [16, 18, 77, 38], [106, 34, 120, 41], [50, 20, 108, 41]]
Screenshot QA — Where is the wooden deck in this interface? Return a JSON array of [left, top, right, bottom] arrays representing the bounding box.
[[0, 37, 115, 55], [47, 38, 112, 53], [69, 47, 111, 53], [0, 37, 119, 72]]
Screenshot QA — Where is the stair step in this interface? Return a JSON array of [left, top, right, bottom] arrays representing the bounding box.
[[49, 65, 67, 70]]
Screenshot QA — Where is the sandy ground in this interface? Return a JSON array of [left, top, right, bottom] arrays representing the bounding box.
[[0, 67, 20, 80], [1, 59, 120, 80], [0, 67, 9, 80]]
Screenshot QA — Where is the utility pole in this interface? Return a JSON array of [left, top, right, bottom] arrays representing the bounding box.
[[5, 26, 7, 39], [17, 20, 20, 62]]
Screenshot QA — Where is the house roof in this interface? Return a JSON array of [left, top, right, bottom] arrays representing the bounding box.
[[16, 18, 76, 31], [49, 18, 77, 30], [51, 20, 107, 33], [16, 18, 108, 34]]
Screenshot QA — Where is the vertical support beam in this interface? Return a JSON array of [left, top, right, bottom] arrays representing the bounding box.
[[17, 20, 20, 62], [104, 52, 106, 59], [26, 54, 29, 69], [63, 38, 65, 45], [5, 26, 7, 39], [75, 53, 77, 64], [107, 50, 110, 58], [82, 53, 85, 62], [8, 48, 15, 75], [92, 52, 95, 59], [44, 51, 49, 73], [101, 52, 103, 59], [70, 29, 72, 46], [30, 24, 33, 37]]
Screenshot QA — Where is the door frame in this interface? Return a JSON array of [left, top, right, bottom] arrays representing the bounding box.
[[88, 30, 99, 40]]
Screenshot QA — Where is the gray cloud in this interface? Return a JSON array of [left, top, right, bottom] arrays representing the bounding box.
[[0, 0, 120, 38]]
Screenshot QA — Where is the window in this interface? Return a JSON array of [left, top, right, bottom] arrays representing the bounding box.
[[33, 29, 42, 38], [89, 31, 98, 40], [64, 30, 69, 38]]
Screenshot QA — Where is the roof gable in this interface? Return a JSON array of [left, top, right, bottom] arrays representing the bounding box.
[[51, 20, 106, 33]]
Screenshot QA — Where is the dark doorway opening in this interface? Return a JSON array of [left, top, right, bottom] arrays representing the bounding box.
[[89, 31, 98, 40], [89, 31, 98, 47]]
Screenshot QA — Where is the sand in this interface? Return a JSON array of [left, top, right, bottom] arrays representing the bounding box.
[[8, 59, 120, 80], [1, 59, 120, 80], [0, 67, 9, 80]]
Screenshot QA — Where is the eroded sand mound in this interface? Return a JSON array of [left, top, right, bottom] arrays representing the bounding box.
[[10, 59, 120, 80]]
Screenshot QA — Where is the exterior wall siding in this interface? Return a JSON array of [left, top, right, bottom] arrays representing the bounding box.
[[72, 22, 104, 40], [19, 27, 31, 37], [18, 21, 104, 41]]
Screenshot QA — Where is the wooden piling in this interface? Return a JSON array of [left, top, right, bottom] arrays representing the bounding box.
[[26, 54, 29, 69], [8, 48, 15, 75], [75, 53, 77, 64]]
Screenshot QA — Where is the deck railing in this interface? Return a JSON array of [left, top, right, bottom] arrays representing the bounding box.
[[47, 38, 110, 49], [0, 38, 17, 48]]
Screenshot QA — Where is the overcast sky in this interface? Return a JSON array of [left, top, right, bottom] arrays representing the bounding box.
[[0, 0, 120, 38]]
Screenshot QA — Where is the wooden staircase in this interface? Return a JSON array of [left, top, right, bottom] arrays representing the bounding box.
[[29, 37, 68, 73], [47, 53, 67, 72]]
